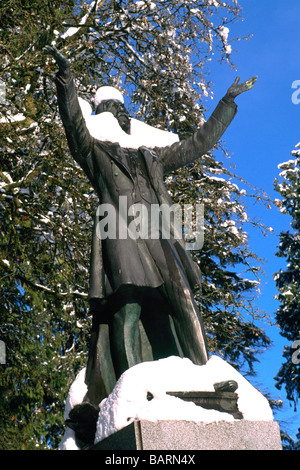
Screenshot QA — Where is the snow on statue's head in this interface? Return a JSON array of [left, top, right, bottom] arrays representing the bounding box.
[[94, 86, 124, 107], [78, 86, 179, 149], [94, 86, 130, 134]]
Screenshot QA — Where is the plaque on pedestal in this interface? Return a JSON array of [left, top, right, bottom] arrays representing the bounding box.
[[166, 391, 243, 419]]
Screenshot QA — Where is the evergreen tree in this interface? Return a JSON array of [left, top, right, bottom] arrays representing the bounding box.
[[1, 0, 271, 448], [273, 146, 300, 448]]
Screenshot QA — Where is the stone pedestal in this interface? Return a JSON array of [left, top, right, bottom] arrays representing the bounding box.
[[92, 419, 282, 450], [135, 420, 282, 450]]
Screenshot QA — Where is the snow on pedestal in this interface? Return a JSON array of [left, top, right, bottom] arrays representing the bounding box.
[[59, 368, 88, 451], [59, 355, 274, 450]]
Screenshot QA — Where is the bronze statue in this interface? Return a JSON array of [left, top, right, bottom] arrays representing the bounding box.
[[44, 46, 257, 408]]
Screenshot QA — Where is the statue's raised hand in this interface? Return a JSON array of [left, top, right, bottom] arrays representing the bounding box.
[[225, 76, 257, 101], [43, 45, 70, 71]]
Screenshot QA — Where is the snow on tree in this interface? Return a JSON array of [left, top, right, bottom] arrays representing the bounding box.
[[273, 145, 300, 447]]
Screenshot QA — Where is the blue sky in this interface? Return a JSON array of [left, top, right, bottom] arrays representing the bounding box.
[[202, 0, 300, 439]]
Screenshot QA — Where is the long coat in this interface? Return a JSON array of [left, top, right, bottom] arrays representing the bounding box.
[[55, 67, 237, 398]]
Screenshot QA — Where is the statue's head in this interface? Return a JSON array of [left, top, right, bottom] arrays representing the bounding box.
[[94, 86, 131, 135]]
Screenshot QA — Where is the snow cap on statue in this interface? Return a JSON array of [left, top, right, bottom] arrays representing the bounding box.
[[94, 86, 124, 106]]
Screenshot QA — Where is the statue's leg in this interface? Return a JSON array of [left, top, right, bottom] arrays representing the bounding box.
[[140, 289, 181, 360], [84, 299, 116, 405], [143, 237, 208, 366], [110, 302, 142, 379], [160, 284, 209, 366]]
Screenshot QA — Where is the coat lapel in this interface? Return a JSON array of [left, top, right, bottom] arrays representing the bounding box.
[[96, 141, 134, 181], [140, 147, 161, 185]]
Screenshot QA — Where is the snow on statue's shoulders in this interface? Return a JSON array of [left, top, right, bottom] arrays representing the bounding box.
[[78, 97, 179, 149]]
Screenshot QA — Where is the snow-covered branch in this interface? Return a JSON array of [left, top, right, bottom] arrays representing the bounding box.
[[57, 0, 103, 42], [17, 272, 88, 299]]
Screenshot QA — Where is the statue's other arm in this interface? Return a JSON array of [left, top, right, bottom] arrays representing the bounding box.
[[158, 76, 257, 175], [44, 46, 93, 179]]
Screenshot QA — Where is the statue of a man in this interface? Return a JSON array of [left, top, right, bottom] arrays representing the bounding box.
[[44, 46, 256, 406]]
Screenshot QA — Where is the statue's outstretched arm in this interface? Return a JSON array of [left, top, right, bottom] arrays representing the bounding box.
[[224, 76, 257, 102], [158, 76, 257, 175], [44, 46, 94, 181], [44, 45, 71, 73]]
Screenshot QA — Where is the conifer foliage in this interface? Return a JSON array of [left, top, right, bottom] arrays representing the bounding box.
[[1, 0, 270, 448], [273, 147, 300, 449]]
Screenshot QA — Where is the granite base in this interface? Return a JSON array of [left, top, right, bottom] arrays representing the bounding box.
[[91, 419, 282, 450]]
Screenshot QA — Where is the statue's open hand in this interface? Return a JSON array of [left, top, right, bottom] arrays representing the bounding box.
[[225, 76, 257, 101], [43, 45, 70, 71]]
